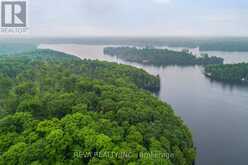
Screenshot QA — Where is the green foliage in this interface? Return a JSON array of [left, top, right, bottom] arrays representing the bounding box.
[[0, 75, 12, 98], [205, 63, 248, 83], [104, 47, 223, 66], [0, 49, 195, 165]]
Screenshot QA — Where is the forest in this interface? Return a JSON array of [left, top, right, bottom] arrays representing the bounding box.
[[104, 47, 224, 66], [205, 63, 248, 83], [0, 49, 195, 165]]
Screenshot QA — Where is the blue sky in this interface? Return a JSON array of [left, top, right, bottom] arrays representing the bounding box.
[[28, 0, 248, 37]]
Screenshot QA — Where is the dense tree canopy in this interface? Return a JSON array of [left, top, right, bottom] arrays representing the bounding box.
[[205, 63, 248, 83], [0, 49, 195, 165], [104, 47, 223, 66]]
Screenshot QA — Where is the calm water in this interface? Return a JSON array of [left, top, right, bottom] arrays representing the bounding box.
[[39, 44, 248, 165]]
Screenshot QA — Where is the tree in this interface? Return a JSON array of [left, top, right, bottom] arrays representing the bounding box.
[[0, 49, 195, 165]]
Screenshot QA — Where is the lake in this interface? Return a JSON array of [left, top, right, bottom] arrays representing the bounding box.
[[39, 44, 248, 165]]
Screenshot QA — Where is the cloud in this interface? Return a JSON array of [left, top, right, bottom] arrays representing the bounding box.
[[153, 0, 172, 4], [23, 0, 248, 37]]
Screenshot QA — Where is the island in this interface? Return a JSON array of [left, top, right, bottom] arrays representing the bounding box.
[[104, 47, 224, 66], [205, 63, 248, 83], [0, 49, 196, 165]]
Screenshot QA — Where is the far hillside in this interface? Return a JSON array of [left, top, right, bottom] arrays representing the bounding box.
[[0, 43, 37, 55]]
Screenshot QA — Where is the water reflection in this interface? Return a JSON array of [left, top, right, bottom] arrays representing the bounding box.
[[207, 77, 248, 92]]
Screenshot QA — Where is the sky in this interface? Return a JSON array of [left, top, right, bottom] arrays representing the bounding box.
[[13, 0, 248, 37]]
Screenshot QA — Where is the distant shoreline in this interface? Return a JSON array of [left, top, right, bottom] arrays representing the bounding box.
[[2, 37, 248, 52]]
